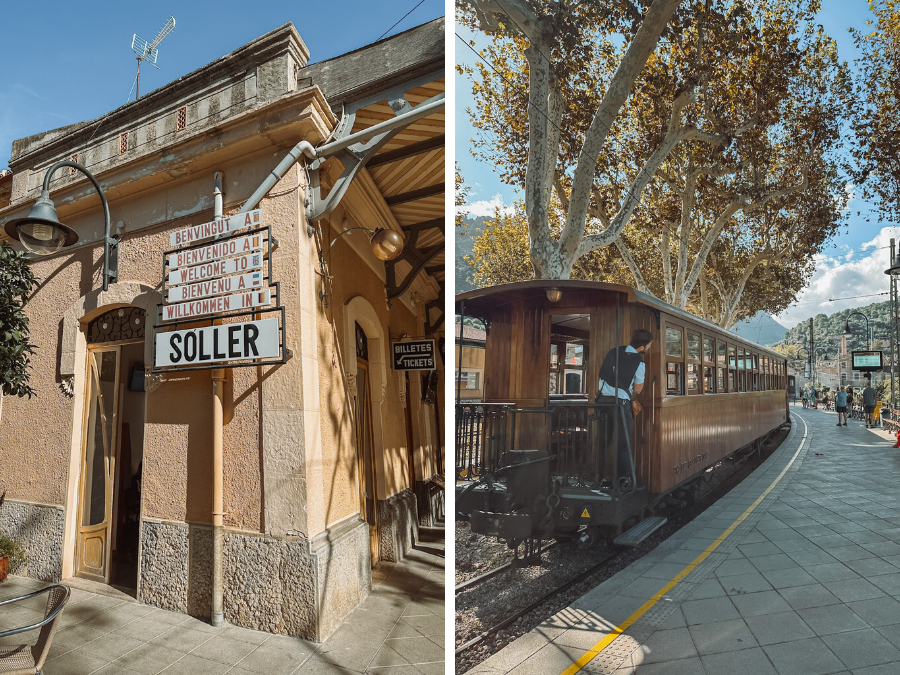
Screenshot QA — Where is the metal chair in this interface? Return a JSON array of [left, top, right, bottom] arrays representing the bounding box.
[[0, 585, 70, 675]]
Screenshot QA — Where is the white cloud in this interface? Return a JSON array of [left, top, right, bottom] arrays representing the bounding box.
[[465, 194, 515, 218], [776, 226, 899, 326]]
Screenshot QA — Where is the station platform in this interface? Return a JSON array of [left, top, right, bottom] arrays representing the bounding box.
[[466, 405, 900, 675]]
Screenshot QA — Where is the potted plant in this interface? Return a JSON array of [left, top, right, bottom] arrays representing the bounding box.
[[0, 492, 27, 582]]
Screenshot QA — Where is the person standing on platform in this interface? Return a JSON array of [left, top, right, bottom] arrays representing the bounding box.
[[835, 387, 848, 426], [863, 380, 877, 428], [598, 328, 653, 491]]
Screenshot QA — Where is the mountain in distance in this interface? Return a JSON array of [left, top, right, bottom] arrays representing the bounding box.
[[730, 312, 788, 346], [776, 299, 892, 354], [456, 215, 487, 293]]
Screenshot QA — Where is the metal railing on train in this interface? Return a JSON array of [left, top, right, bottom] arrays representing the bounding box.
[[455, 401, 624, 490]]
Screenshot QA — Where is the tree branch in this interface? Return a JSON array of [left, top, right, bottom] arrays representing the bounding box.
[[615, 238, 651, 293]]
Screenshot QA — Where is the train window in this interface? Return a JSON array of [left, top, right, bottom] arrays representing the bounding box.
[[718, 342, 726, 366], [666, 361, 684, 396], [728, 345, 736, 392], [666, 327, 683, 357], [704, 366, 716, 393], [687, 333, 700, 360], [549, 314, 590, 397], [717, 367, 726, 392], [687, 363, 700, 394], [703, 338, 714, 363]]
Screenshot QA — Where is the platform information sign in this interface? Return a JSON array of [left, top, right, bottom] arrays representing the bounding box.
[[391, 339, 436, 370], [852, 350, 883, 371], [155, 317, 280, 367]]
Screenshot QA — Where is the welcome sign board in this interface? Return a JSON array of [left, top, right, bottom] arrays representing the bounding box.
[[169, 209, 262, 247], [155, 318, 280, 367], [167, 233, 263, 269], [167, 271, 263, 303], [167, 253, 263, 287], [161, 289, 271, 322]]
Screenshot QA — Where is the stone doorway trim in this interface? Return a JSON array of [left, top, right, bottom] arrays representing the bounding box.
[[61, 282, 161, 582]]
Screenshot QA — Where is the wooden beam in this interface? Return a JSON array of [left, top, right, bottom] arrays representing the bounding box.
[[367, 135, 444, 169], [385, 183, 444, 206]]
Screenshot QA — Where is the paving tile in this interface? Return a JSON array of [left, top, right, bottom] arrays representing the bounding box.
[[43, 649, 110, 675], [189, 634, 258, 665], [822, 627, 900, 669], [385, 635, 443, 664], [787, 549, 839, 567], [632, 627, 697, 664], [112, 642, 185, 674], [749, 553, 801, 573], [775, 537, 821, 553], [720, 571, 773, 596], [74, 632, 145, 660], [804, 563, 860, 583], [714, 558, 758, 577], [853, 662, 900, 675], [823, 578, 887, 603], [760, 566, 816, 589], [744, 610, 816, 646], [220, 625, 270, 645], [762, 637, 847, 675], [688, 618, 758, 655], [613, 656, 705, 675], [112, 616, 173, 641], [845, 596, 900, 627], [699, 646, 777, 675], [152, 653, 229, 675], [150, 625, 215, 653], [778, 583, 842, 610], [685, 577, 725, 600], [844, 557, 900, 577], [505, 642, 594, 675], [828, 545, 877, 562], [729, 590, 792, 618], [796, 604, 870, 635], [738, 541, 783, 558], [680, 596, 739, 625]]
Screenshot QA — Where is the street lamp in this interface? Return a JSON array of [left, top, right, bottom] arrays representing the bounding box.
[[318, 226, 405, 306], [844, 311, 871, 350], [4, 160, 117, 291]]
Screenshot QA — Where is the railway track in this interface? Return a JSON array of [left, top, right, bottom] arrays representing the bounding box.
[[455, 423, 790, 669], [455, 546, 625, 655]]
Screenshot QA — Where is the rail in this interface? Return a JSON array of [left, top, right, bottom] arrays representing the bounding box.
[[455, 400, 630, 490]]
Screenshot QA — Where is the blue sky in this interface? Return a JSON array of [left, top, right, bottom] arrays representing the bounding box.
[[0, 0, 443, 172], [455, 0, 894, 328]]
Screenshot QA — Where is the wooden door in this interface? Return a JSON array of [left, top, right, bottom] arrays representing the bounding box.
[[356, 359, 380, 564], [76, 347, 120, 583]]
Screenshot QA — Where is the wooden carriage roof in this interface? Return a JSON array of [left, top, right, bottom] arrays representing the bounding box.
[[455, 279, 787, 359]]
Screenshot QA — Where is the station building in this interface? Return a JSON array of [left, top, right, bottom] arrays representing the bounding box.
[[0, 18, 445, 640]]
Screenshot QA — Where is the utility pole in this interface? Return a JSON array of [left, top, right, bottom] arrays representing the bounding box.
[[810, 317, 815, 391], [892, 238, 899, 411]]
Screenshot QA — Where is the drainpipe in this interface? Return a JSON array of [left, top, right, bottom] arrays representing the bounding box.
[[211, 171, 226, 627]]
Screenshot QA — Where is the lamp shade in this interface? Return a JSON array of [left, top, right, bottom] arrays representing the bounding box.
[[370, 229, 404, 261], [843, 321, 852, 336], [546, 288, 562, 302], [4, 195, 78, 255]]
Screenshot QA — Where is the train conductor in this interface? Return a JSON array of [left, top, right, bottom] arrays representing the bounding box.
[[597, 328, 653, 491]]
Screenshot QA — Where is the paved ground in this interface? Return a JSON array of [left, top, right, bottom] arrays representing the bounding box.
[[0, 540, 443, 674], [467, 404, 900, 675]]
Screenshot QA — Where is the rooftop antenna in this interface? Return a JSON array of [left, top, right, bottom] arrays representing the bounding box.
[[131, 16, 176, 100]]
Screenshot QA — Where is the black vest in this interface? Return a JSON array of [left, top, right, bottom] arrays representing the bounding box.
[[598, 346, 643, 399]]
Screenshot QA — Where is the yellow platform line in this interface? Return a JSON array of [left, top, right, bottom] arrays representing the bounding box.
[[560, 414, 810, 675]]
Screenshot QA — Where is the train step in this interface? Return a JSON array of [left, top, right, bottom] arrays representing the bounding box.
[[614, 516, 667, 547]]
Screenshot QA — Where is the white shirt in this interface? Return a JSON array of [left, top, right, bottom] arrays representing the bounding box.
[[598, 345, 645, 400]]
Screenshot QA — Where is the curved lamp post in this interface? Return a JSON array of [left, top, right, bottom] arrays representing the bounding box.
[[4, 161, 117, 291], [844, 311, 871, 350], [318, 226, 404, 307]]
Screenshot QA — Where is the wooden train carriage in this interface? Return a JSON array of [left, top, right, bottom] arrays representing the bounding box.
[[456, 280, 788, 497]]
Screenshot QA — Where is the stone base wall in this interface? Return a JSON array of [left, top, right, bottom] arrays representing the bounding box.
[[139, 516, 370, 641], [414, 480, 445, 527], [0, 500, 64, 582], [377, 488, 418, 563]]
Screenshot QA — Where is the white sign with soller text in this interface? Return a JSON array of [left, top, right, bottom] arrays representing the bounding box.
[[155, 317, 280, 367], [161, 289, 271, 322], [169, 209, 262, 247], [167, 271, 264, 303], [167, 252, 263, 286], [167, 233, 264, 269]]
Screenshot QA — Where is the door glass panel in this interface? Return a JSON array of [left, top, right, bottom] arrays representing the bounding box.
[[356, 367, 376, 527], [83, 351, 117, 527]]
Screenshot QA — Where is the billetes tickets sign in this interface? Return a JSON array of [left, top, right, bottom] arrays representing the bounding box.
[[155, 318, 280, 367], [161, 289, 271, 322], [167, 271, 263, 303], [169, 209, 262, 247], [167, 252, 263, 286], [391, 339, 436, 371], [167, 233, 263, 269]]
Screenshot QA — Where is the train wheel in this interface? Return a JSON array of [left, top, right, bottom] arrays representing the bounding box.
[[576, 527, 602, 550]]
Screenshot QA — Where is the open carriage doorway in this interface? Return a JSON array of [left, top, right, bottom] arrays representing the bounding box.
[[76, 308, 145, 593], [549, 314, 591, 399]]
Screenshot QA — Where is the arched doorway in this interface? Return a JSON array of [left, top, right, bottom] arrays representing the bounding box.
[[354, 322, 380, 563], [76, 306, 146, 592]]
